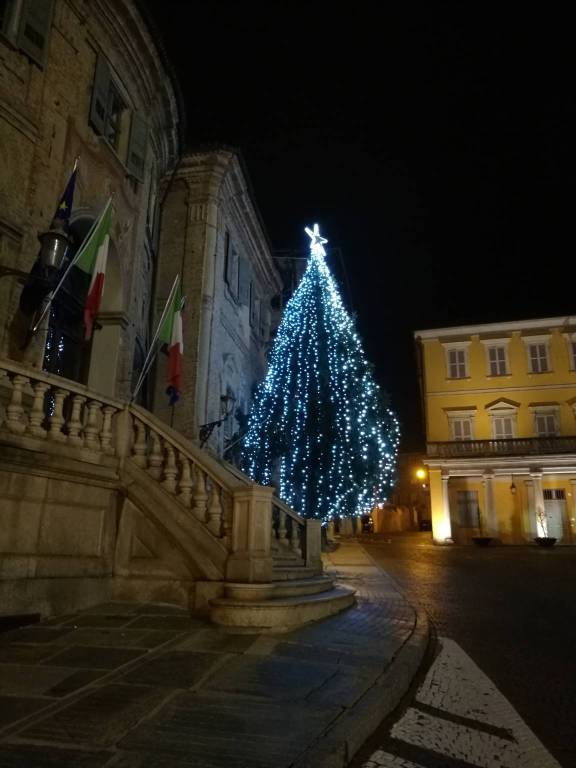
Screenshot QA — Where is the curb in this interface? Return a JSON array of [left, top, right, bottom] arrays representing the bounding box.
[[292, 544, 432, 768]]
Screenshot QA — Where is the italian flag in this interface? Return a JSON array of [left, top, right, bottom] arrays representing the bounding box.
[[159, 284, 184, 405], [74, 199, 112, 340]]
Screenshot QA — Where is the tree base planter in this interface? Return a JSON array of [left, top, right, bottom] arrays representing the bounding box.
[[534, 537, 557, 547], [472, 536, 494, 547]]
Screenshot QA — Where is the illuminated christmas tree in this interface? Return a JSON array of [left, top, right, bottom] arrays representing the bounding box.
[[242, 224, 400, 520]]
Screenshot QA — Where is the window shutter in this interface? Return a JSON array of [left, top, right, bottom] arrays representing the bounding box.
[[238, 257, 250, 305], [90, 54, 111, 136], [17, 0, 53, 66], [126, 112, 148, 182]]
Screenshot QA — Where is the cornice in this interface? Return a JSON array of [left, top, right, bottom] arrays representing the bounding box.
[[415, 316, 576, 341]]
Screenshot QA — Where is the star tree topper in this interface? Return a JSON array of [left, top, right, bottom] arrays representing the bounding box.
[[305, 223, 328, 258]]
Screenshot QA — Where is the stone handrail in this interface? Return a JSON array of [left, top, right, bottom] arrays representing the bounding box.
[[0, 358, 320, 582], [125, 405, 251, 541], [271, 496, 305, 560], [0, 359, 123, 454]]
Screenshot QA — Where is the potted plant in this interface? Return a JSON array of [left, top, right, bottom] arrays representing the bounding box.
[[534, 506, 557, 547], [472, 504, 493, 546]]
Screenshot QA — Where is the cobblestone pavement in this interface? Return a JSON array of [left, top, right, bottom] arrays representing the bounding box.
[[0, 542, 427, 768], [361, 534, 576, 768], [357, 637, 561, 768]]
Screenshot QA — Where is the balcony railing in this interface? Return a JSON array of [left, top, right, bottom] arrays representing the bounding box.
[[427, 436, 576, 458]]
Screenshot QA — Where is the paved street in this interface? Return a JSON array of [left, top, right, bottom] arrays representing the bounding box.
[[358, 533, 576, 768]]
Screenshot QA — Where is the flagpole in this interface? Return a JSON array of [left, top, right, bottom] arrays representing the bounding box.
[[32, 197, 112, 333], [131, 274, 180, 403]]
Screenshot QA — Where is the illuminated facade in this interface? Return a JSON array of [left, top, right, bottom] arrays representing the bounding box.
[[415, 317, 576, 544]]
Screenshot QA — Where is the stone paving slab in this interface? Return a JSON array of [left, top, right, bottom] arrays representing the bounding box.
[[121, 651, 220, 688], [0, 696, 51, 727], [0, 543, 429, 768], [19, 683, 173, 747], [118, 692, 342, 767], [0, 744, 113, 767]]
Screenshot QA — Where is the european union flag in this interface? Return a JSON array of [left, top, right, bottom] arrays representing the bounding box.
[[52, 163, 77, 229]]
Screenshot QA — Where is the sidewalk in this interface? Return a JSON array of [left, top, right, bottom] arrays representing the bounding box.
[[0, 540, 429, 768]]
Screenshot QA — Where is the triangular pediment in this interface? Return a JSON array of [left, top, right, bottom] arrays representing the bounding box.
[[485, 397, 520, 411]]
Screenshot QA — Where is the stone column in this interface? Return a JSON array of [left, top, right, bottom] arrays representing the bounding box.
[[305, 519, 322, 570], [429, 468, 452, 543], [569, 479, 576, 542], [524, 478, 537, 539], [531, 471, 546, 537], [482, 472, 497, 536], [226, 483, 274, 583], [87, 312, 128, 397]]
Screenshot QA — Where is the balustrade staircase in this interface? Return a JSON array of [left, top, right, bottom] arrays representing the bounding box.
[[0, 359, 355, 632]]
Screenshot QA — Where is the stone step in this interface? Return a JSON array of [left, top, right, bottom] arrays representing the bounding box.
[[210, 585, 356, 634], [272, 565, 322, 581], [272, 551, 305, 563], [272, 576, 335, 599]]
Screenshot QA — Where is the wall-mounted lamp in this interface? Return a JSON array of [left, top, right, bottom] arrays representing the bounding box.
[[510, 476, 517, 496], [199, 393, 237, 448]]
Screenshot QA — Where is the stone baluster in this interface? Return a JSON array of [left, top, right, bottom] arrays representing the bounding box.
[[206, 482, 223, 537], [270, 506, 279, 552], [148, 431, 163, 479], [178, 454, 193, 507], [192, 465, 208, 522], [278, 509, 288, 548], [291, 518, 301, 556], [222, 496, 233, 542], [6, 374, 28, 434], [67, 395, 86, 446], [100, 406, 116, 454], [162, 443, 178, 493], [48, 388, 68, 442], [28, 381, 50, 438], [83, 400, 102, 451], [132, 419, 148, 467]]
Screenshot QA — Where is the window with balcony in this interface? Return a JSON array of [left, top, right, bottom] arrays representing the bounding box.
[[492, 416, 515, 439], [528, 343, 549, 373], [487, 345, 508, 376], [450, 417, 473, 441], [447, 348, 468, 379], [534, 412, 558, 437]]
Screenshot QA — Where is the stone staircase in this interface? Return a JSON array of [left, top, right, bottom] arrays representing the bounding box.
[[209, 539, 356, 634], [0, 358, 355, 633]]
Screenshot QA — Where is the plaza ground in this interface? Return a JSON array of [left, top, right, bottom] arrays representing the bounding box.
[[359, 532, 576, 768]]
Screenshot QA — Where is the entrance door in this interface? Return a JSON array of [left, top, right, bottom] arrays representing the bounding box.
[[543, 489, 566, 541]]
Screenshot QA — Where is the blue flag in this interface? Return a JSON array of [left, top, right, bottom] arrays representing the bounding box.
[[52, 164, 77, 228]]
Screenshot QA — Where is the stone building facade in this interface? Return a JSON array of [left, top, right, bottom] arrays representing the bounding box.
[[0, 1, 283, 450], [0, 0, 180, 400], [154, 150, 284, 454]]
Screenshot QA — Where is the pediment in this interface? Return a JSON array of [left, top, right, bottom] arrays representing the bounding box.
[[485, 397, 520, 411]]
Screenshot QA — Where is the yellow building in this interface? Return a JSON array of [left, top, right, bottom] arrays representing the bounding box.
[[415, 316, 576, 544]]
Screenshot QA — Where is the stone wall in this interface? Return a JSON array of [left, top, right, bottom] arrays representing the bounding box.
[[0, 445, 119, 616], [154, 150, 284, 451], [0, 0, 180, 398]]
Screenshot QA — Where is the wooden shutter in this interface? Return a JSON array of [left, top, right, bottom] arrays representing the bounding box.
[[90, 54, 111, 136], [17, 0, 54, 66], [238, 257, 250, 305], [126, 112, 148, 181]]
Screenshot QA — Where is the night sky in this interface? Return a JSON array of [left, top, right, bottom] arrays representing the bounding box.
[[143, 2, 575, 449]]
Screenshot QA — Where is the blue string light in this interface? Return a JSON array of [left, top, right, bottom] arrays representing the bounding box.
[[242, 224, 400, 521]]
